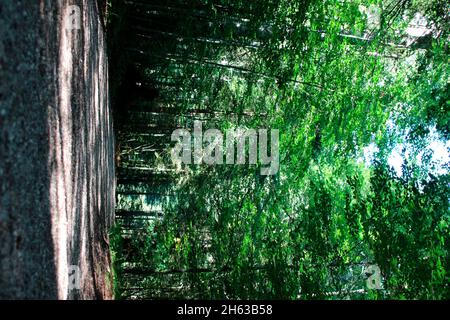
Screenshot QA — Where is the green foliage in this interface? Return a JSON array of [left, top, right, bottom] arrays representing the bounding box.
[[109, 0, 449, 299]]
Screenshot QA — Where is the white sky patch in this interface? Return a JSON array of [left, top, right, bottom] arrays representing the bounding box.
[[406, 12, 433, 38], [388, 146, 405, 177], [362, 126, 449, 178], [429, 140, 450, 163], [363, 142, 379, 166], [387, 138, 450, 177], [428, 136, 450, 176], [406, 26, 431, 38]]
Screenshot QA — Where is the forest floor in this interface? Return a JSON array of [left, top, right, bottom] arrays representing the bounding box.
[[0, 0, 115, 299]]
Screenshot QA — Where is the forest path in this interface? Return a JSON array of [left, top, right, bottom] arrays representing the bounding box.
[[0, 0, 114, 299]]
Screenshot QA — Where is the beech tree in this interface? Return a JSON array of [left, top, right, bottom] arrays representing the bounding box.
[[108, 0, 449, 299]]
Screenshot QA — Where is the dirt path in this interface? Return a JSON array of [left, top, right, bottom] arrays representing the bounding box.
[[0, 0, 115, 299]]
